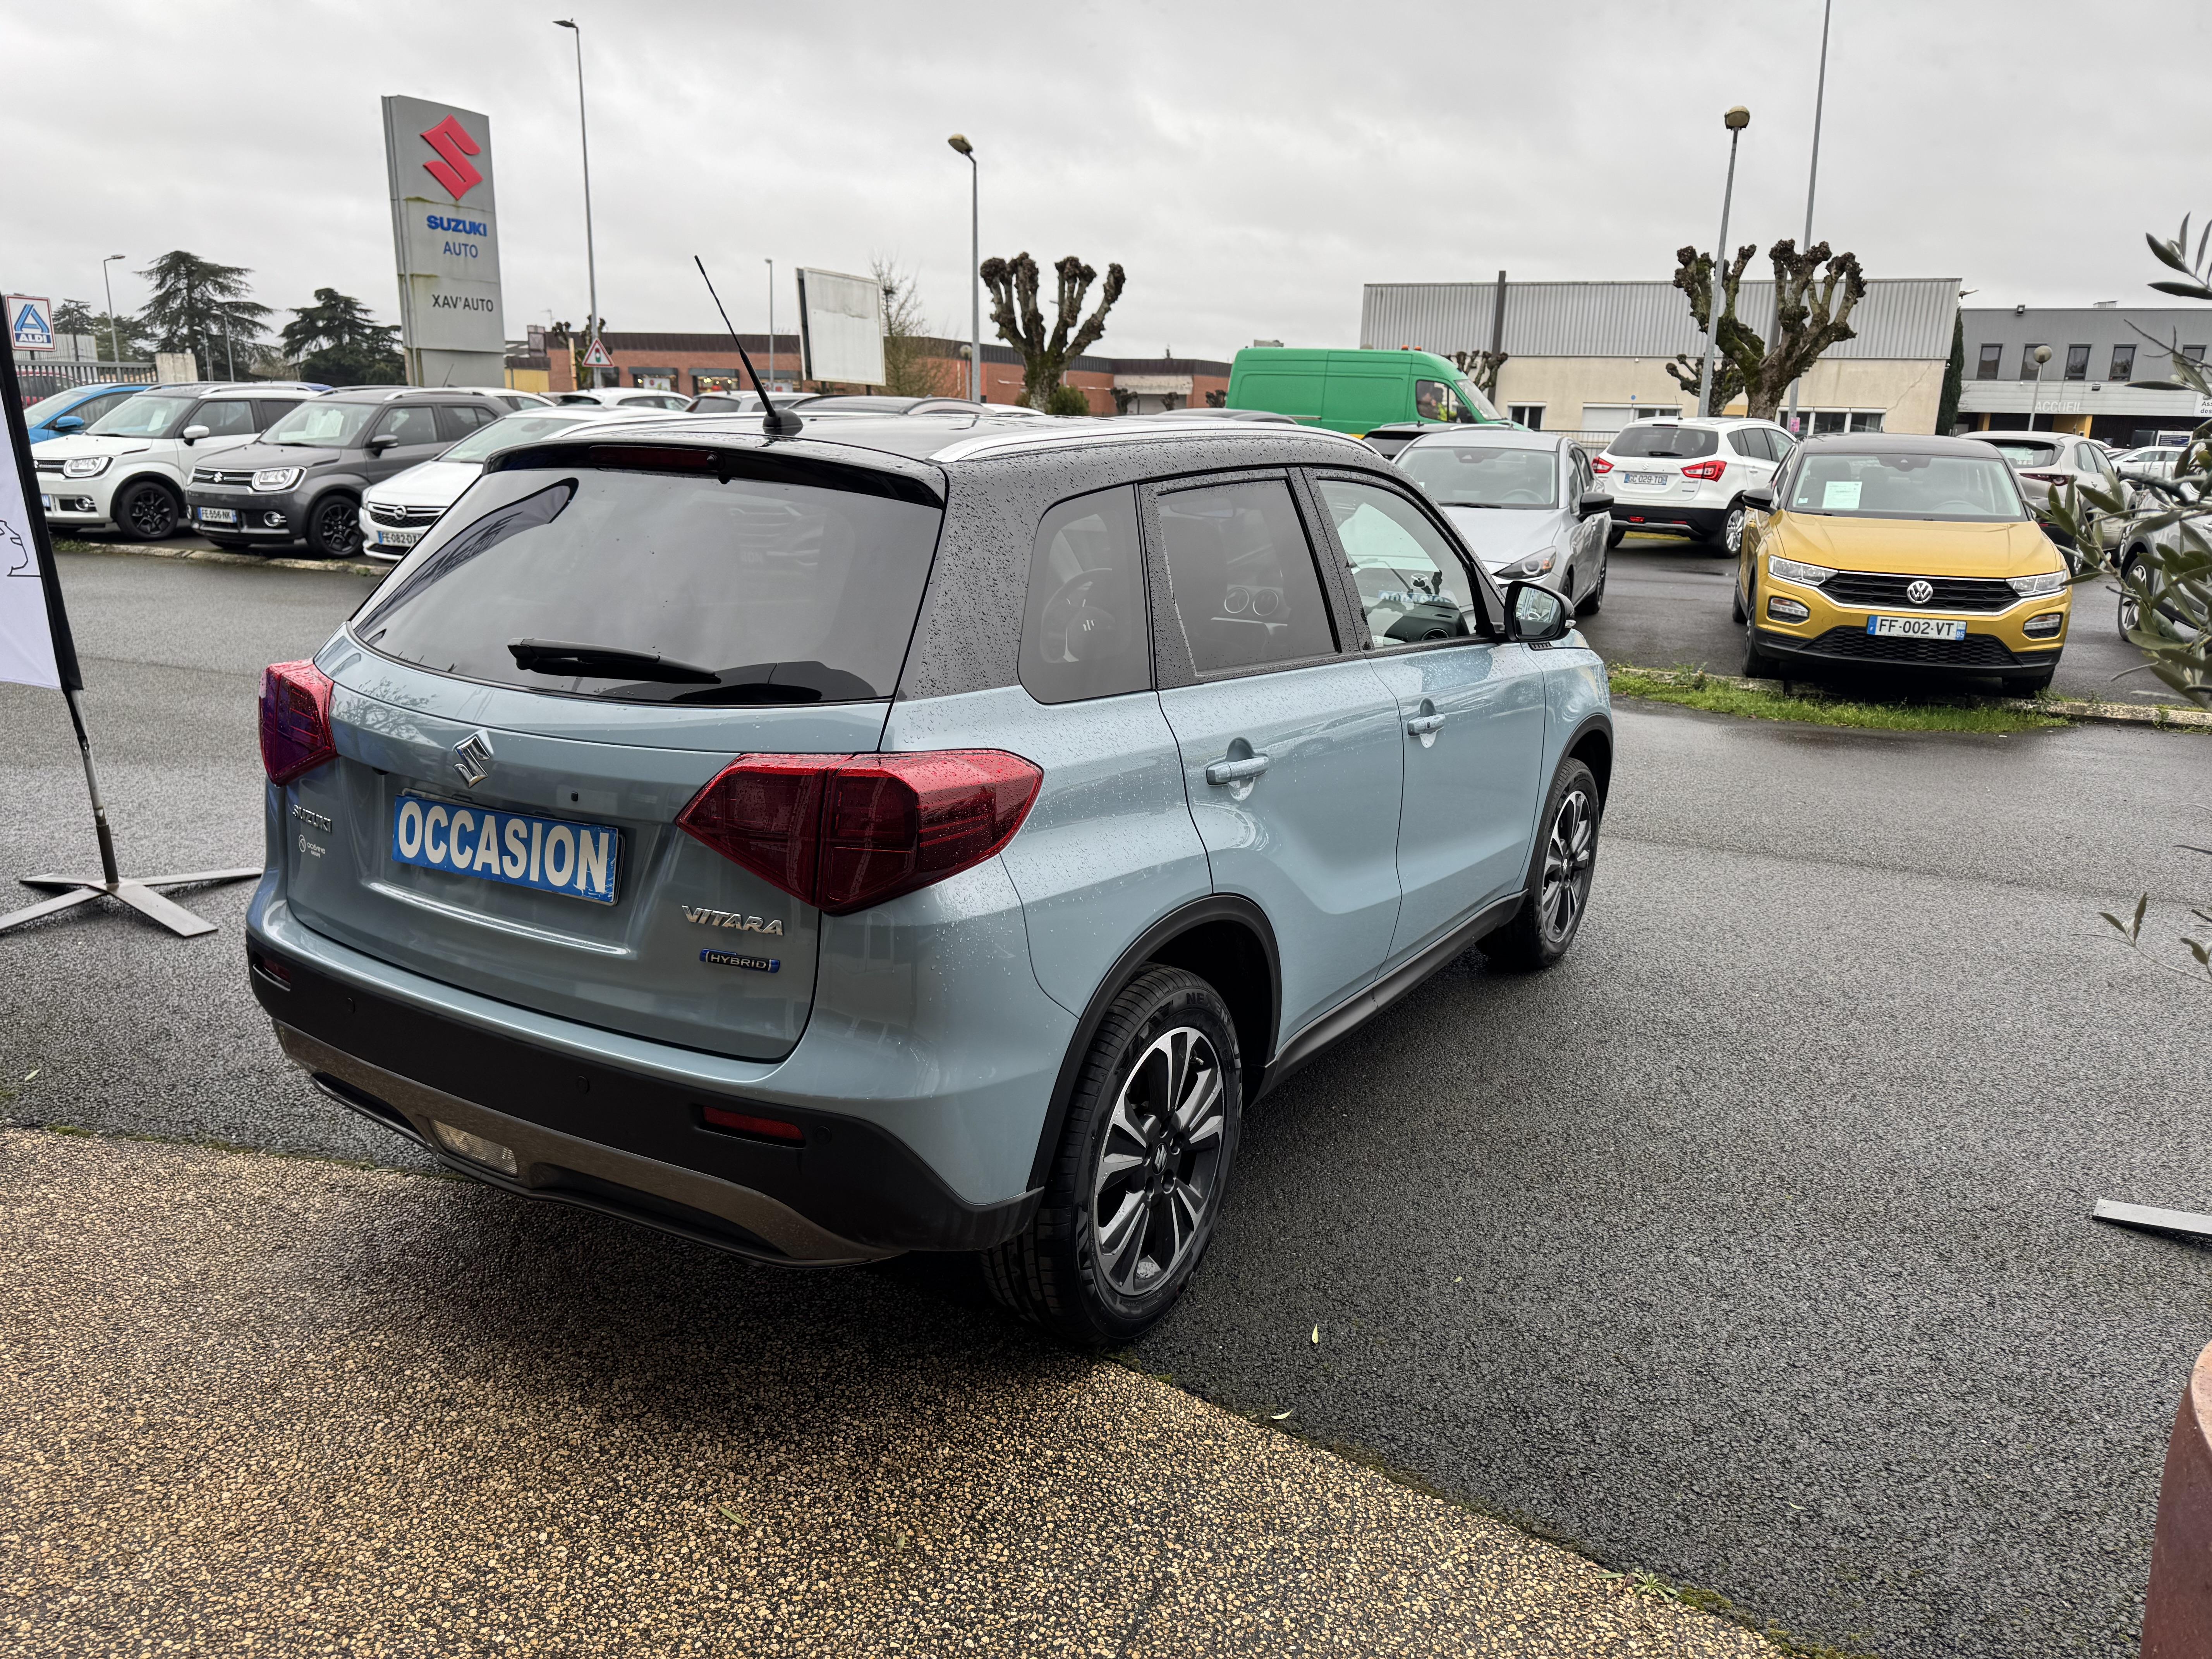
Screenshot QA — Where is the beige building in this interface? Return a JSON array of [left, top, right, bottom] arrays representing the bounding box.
[[1361, 277, 1959, 439]]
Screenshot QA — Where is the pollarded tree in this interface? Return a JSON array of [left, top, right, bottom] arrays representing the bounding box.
[[979, 252, 1126, 408], [1664, 239, 1868, 422]]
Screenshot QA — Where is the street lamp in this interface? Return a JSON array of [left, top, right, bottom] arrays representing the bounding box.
[[764, 258, 776, 390], [1786, 0, 1832, 435], [2028, 343, 2052, 432], [553, 19, 603, 389], [99, 254, 124, 369], [948, 134, 980, 402], [1697, 105, 1751, 420]]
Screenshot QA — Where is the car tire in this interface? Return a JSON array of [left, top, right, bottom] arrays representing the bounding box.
[[1729, 578, 1747, 624], [1716, 500, 1747, 557], [1578, 563, 1605, 615], [2116, 550, 2145, 639], [1606, 523, 1626, 551], [306, 496, 361, 561], [1478, 757, 1601, 973], [114, 480, 179, 542], [982, 966, 1241, 1347]]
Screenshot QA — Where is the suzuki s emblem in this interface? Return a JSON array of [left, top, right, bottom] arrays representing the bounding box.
[[452, 730, 495, 787], [419, 115, 485, 203], [1906, 579, 1935, 605]]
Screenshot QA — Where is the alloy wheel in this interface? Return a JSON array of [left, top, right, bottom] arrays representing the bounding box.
[[1091, 1025, 1227, 1298], [128, 488, 175, 539], [1539, 786, 1596, 942], [314, 500, 361, 559], [1723, 505, 1746, 556]]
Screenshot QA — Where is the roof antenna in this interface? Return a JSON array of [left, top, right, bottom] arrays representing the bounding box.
[[694, 254, 800, 438]]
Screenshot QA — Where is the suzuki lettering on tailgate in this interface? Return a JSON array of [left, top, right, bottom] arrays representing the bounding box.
[[391, 795, 620, 904]]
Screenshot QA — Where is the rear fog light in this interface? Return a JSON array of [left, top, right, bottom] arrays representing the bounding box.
[[700, 1105, 806, 1144], [248, 948, 291, 988]]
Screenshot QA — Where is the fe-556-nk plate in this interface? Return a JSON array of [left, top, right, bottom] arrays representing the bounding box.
[[1868, 615, 1968, 642], [391, 794, 621, 904]]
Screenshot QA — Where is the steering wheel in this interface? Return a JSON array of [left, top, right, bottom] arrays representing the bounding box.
[[1038, 570, 1120, 663]]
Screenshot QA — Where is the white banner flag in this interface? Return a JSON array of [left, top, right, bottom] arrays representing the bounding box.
[[0, 425, 63, 690]]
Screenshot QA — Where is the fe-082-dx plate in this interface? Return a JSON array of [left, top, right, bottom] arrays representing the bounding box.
[[391, 793, 621, 904]]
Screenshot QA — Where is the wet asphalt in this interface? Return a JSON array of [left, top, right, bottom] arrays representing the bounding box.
[[6, 547, 2212, 1658]]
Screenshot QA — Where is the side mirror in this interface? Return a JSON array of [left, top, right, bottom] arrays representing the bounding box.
[[1504, 579, 1573, 643], [368, 433, 400, 451], [1578, 491, 1614, 518], [1741, 486, 1776, 511], [51, 415, 84, 433], [180, 424, 210, 443]]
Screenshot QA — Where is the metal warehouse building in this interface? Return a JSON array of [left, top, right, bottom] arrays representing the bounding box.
[[1956, 304, 2212, 447], [1361, 277, 1961, 438]]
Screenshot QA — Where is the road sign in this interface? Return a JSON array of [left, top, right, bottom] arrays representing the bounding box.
[[581, 338, 612, 367], [7, 296, 55, 352]]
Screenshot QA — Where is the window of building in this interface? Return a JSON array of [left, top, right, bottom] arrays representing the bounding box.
[[630, 369, 678, 391], [2020, 345, 2046, 381], [1508, 404, 1545, 429], [2109, 344, 2136, 381], [1976, 343, 2003, 380], [1808, 410, 1885, 436], [2063, 344, 2090, 381], [2185, 345, 2207, 364]]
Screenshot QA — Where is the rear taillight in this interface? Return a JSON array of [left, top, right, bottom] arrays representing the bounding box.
[[1680, 459, 1727, 481], [1589, 455, 1613, 474], [677, 750, 1042, 915], [259, 661, 336, 785]]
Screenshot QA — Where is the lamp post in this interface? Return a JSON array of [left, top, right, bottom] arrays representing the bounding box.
[[1697, 106, 1751, 420], [2028, 343, 2052, 432], [947, 134, 980, 402], [1786, 0, 1832, 435], [553, 19, 602, 389], [99, 254, 124, 369]]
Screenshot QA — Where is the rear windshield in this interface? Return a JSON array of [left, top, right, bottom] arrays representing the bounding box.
[[1398, 441, 1558, 508], [88, 393, 196, 437], [352, 455, 944, 704], [1983, 437, 2064, 465], [1609, 424, 1718, 459], [1785, 452, 2027, 521]]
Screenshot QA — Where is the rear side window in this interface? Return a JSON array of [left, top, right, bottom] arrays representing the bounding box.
[[373, 405, 441, 446], [252, 398, 305, 430], [1021, 486, 1150, 704], [1728, 428, 1771, 459], [436, 404, 496, 441], [1610, 424, 1719, 459], [1154, 479, 1336, 674], [352, 459, 944, 705]]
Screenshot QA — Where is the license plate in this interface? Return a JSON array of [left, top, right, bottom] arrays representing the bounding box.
[[1624, 471, 1668, 486], [1868, 615, 1968, 642], [197, 507, 238, 525], [391, 795, 621, 905], [376, 527, 423, 547]]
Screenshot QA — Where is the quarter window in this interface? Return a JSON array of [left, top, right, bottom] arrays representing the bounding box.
[[1020, 486, 1151, 704], [1727, 428, 1767, 459], [1975, 343, 2003, 380], [1315, 479, 1479, 649], [372, 405, 441, 447], [1154, 479, 1336, 673]]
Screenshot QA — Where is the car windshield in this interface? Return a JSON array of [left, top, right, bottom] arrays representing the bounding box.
[[1786, 452, 2027, 521], [88, 393, 196, 438], [438, 412, 603, 465], [1984, 438, 2064, 466], [1609, 424, 1719, 459], [259, 401, 380, 447], [352, 455, 946, 705], [1398, 442, 1558, 508]]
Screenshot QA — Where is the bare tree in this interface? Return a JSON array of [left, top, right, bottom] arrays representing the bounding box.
[[979, 252, 1126, 408], [1664, 239, 1868, 422], [1451, 349, 1509, 402], [871, 256, 955, 398]]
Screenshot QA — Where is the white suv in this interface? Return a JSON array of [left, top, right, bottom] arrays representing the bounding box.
[[31, 383, 319, 541], [1590, 416, 1796, 555]]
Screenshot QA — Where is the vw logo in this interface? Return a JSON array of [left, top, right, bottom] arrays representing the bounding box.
[[452, 730, 495, 787], [1905, 579, 1935, 605]]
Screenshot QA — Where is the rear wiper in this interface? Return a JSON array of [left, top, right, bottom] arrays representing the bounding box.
[[508, 639, 720, 683]]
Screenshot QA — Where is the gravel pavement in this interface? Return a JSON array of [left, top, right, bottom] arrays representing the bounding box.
[[6, 547, 2212, 1657], [0, 1128, 1778, 1658]]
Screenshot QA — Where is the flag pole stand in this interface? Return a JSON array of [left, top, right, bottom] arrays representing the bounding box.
[[0, 684, 257, 938]]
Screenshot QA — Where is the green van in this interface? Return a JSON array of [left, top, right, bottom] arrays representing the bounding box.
[[1225, 347, 1501, 435]]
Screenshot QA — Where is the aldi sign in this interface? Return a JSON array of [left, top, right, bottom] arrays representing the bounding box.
[[380, 96, 505, 386], [6, 297, 55, 353]]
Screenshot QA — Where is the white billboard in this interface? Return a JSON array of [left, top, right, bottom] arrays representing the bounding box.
[[381, 96, 505, 387], [797, 268, 886, 387]]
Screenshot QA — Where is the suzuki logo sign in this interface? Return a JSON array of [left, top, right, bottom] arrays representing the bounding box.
[[419, 115, 484, 203]]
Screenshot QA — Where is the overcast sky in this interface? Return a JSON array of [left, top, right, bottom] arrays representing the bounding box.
[[4, 0, 2209, 362]]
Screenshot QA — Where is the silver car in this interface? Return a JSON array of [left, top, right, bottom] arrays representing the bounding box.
[[1392, 427, 1615, 614], [1981, 431, 2133, 553]]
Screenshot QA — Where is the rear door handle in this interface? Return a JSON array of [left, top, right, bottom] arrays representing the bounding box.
[[1205, 754, 1271, 785]]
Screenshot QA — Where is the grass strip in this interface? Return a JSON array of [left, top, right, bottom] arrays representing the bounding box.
[[1607, 667, 2066, 735]]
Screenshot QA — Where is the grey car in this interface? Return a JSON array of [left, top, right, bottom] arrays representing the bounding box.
[[1393, 427, 1615, 615], [248, 411, 1613, 1343], [185, 388, 511, 559]]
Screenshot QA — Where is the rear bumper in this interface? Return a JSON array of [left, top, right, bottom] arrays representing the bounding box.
[[247, 935, 1041, 1264], [1610, 502, 1726, 538]]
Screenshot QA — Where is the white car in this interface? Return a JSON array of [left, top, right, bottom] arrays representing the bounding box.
[[1392, 426, 1613, 613], [1590, 415, 1796, 555], [551, 387, 694, 411], [357, 405, 673, 562], [30, 383, 320, 541]]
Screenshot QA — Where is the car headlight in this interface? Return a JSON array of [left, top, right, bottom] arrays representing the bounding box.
[[252, 467, 305, 492], [1501, 550, 1558, 578], [2007, 569, 2067, 597], [1767, 554, 1836, 587], [62, 455, 111, 479]]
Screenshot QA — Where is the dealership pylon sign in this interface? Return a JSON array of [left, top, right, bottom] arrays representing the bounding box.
[[381, 96, 506, 388]]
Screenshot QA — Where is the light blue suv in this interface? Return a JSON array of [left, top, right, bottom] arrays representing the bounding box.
[[247, 413, 1611, 1343]]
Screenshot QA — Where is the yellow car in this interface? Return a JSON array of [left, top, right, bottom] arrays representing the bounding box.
[[1733, 434, 2071, 692]]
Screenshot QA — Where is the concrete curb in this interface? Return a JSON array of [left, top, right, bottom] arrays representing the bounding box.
[[55, 538, 384, 580], [2144, 1342, 2212, 1657], [1606, 663, 2212, 732]]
